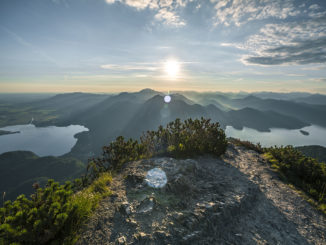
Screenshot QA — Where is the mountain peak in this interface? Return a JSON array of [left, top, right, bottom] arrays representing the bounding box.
[[77, 144, 326, 244], [138, 88, 157, 93]]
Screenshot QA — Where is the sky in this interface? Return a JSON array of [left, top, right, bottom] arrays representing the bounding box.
[[0, 0, 326, 93]]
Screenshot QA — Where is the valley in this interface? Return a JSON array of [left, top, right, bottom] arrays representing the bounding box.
[[1, 89, 326, 201], [3, 89, 326, 158]]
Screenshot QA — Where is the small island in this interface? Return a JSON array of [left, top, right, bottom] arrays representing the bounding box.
[[0, 130, 19, 136], [300, 130, 310, 136]]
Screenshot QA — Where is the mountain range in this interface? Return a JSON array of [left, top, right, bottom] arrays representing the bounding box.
[[2, 89, 326, 159], [1, 89, 326, 200]]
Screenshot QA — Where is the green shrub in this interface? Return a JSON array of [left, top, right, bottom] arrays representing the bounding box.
[[141, 118, 228, 158], [0, 180, 74, 244], [86, 118, 227, 177], [86, 136, 147, 182], [265, 146, 326, 210], [67, 173, 112, 240], [0, 174, 111, 244]]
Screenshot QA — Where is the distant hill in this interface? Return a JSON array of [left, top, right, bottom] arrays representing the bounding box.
[[294, 94, 326, 105], [30, 92, 109, 125], [58, 92, 313, 157], [0, 93, 54, 104], [0, 151, 86, 202], [226, 107, 308, 132], [121, 95, 308, 138], [196, 98, 230, 111], [31, 92, 109, 110], [296, 145, 326, 162], [2, 90, 325, 160], [226, 95, 326, 127], [252, 92, 311, 100], [121, 95, 210, 139], [170, 93, 195, 105], [0, 93, 109, 127]]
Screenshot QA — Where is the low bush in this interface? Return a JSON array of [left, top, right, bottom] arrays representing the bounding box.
[[141, 118, 228, 158], [265, 146, 326, 213], [86, 118, 228, 177], [0, 174, 111, 244]]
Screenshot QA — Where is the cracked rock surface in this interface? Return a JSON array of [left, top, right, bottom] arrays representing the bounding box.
[[77, 144, 326, 245]]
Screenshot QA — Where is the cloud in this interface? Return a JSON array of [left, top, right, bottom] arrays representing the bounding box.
[[245, 37, 326, 65], [309, 4, 320, 11], [310, 78, 326, 83], [104, 0, 188, 26], [212, 0, 299, 27], [222, 3, 326, 67], [154, 8, 185, 26], [124, 0, 159, 10], [105, 0, 156, 9], [159, 0, 173, 8], [245, 17, 326, 65], [101, 63, 158, 71], [301, 65, 326, 71]]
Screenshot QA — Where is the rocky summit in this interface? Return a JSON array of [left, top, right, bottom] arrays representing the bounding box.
[[77, 144, 326, 245]]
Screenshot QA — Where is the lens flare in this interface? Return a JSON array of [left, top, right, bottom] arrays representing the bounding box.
[[145, 168, 167, 188], [164, 95, 171, 103]]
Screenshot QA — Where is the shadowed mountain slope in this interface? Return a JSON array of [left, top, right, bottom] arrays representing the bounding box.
[[66, 93, 310, 157], [294, 94, 326, 105], [0, 151, 85, 202], [226, 107, 309, 132], [225, 95, 326, 126], [2, 90, 323, 160]]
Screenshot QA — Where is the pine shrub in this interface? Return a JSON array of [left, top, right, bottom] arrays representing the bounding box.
[[265, 146, 326, 207]]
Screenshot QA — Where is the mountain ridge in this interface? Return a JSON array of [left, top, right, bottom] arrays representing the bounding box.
[[76, 144, 326, 244]]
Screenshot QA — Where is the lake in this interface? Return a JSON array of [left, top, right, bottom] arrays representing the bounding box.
[[0, 124, 88, 156], [226, 125, 326, 147], [1, 123, 325, 157]]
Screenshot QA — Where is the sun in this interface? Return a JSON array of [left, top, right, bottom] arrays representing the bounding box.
[[164, 59, 180, 79]]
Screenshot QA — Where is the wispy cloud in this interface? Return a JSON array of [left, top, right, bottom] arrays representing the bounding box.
[[154, 8, 185, 27], [310, 78, 326, 83], [101, 63, 158, 71], [212, 0, 299, 27], [245, 36, 326, 65], [105, 0, 187, 26], [222, 3, 326, 66], [301, 65, 326, 71], [123, 0, 159, 10]]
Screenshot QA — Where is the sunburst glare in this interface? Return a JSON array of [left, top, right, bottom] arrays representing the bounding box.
[[164, 59, 180, 79]]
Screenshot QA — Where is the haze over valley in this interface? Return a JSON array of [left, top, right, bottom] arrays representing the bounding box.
[[1, 89, 326, 200], [1, 89, 326, 153]]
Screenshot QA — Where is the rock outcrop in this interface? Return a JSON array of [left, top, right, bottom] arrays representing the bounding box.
[[77, 144, 326, 244]]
